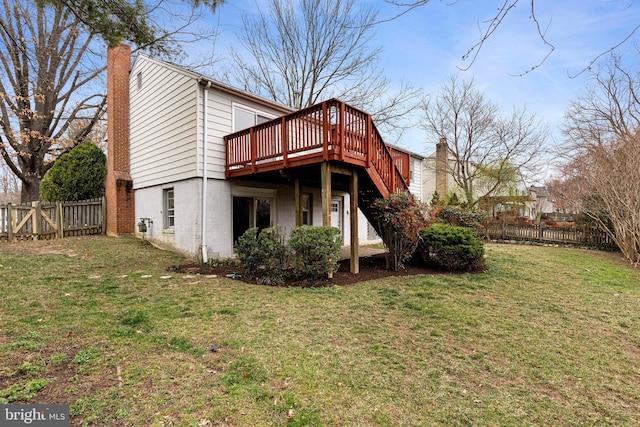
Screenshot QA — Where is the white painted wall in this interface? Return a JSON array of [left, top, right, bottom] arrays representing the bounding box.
[[134, 178, 202, 257]]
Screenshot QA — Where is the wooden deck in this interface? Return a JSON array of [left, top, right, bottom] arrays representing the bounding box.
[[225, 99, 408, 198]]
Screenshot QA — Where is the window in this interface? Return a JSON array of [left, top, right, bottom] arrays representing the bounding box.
[[302, 193, 312, 225], [164, 188, 174, 229], [233, 105, 273, 132], [136, 72, 142, 90]]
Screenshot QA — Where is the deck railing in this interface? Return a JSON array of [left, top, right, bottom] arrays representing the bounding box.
[[225, 99, 407, 196]]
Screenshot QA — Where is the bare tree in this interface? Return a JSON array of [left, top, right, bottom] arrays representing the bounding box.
[[546, 174, 583, 214], [0, 0, 220, 202], [562, 53, 640, 266], [384, 0, 639, 76], [422, 75, 549, 208], [226, 0, 422, 140], [0, 0, 105, 202], [0, 160, 20, 203]]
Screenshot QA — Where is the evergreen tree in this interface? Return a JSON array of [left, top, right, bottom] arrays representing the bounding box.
[[40, 142, 106, 202]]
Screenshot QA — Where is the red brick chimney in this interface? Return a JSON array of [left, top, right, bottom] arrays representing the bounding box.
[[435, 138, 449, 196], [105, 43, 134, 235]]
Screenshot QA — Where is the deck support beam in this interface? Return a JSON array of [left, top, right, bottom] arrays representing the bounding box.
[[350, 170, 359, 274], [321, 162, 334, 279], [321, 162, 331, 227]]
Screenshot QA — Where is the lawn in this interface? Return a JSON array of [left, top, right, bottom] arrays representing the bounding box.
[[0, 236, 639, 426]]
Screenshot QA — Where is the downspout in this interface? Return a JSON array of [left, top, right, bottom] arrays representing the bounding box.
[[201, 81, 212, 261]]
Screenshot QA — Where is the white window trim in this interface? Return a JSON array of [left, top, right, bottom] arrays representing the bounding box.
[[163, 187, 175, 230]]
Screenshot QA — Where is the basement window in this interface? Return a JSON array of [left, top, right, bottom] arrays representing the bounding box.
[[302, 193, 312, 225], [163, 188, 174, 229]]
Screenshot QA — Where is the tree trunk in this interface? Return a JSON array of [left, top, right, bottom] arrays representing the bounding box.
[[20, 176, 41, 203]]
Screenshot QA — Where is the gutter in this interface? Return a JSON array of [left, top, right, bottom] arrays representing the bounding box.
[[201, 80, 212, 262]]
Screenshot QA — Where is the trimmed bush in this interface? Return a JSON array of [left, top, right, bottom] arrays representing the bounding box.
[[40, 141, 106, 202], [289, 226, 342, 279], [235, 227, 288, 285], [418, 223, 485, 271], [439, 206, 487, 228]]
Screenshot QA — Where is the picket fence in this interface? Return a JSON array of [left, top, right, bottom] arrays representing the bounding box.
[[0, 198, 105, 241], [482, 221, 618, 249]]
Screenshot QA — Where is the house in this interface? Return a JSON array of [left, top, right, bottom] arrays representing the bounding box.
[[527, 186, 555, 221], [422, 139, 537, 218], [105, 45, 423, 272], [422, 139, 453, 203]]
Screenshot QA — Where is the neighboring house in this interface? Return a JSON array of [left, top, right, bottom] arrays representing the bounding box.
[[106, 47, 422, 269], [422, 139, 456, 204], [421, 139, 538, 218], [527, 186, 555, 221]]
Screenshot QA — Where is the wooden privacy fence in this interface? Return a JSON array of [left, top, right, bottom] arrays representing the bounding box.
[[482, 221, 618, 249], [0, 198, 105, 242]]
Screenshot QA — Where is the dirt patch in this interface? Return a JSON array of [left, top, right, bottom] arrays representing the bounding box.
[[172, 253, 461, 287]]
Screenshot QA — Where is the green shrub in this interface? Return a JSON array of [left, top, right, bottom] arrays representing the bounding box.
[[235, 227, 288, 285], [439, 206, 487, 228], [418, 223, 485, 271], [289, 226, 342, 279], [40, 141, 106, 202]]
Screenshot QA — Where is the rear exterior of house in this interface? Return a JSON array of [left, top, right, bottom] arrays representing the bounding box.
[[127, 53, 422, 261]]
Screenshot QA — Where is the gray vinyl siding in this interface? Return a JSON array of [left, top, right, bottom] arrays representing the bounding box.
[[130, 56, 199, 189], [409, 156, 423, 200], [199, 89, 231, 180], [202, 89, 289, 179]]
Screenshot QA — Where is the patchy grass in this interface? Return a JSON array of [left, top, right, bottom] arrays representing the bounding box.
[[0, 236, 639, 426]]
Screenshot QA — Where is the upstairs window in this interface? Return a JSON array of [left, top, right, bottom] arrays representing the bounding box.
[[233, 105, 272, 132]]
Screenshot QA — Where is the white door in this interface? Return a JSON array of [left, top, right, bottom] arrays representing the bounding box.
[[331, 197, 344, 244]]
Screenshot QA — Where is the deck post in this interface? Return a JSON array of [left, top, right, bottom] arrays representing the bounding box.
[[295, 178, 303, 227], [350, 170, 359, 274], [250, 128, 257, 173], [366, 115, 372, 168], [321, 161, 334, 279], [321, 162, 331, 227], [322, 102, 329, 161], [282, 116, 289, 167], [339, 101, 345, 161]]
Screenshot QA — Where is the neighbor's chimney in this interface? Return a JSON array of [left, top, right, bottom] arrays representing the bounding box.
[[105, 43, 134, 235], [435, 138, 449, 196]]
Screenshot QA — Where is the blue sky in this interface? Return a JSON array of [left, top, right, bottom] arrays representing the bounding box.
[[198, 0, 640, 160]]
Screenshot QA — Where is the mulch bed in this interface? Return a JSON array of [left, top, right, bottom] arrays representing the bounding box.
[[171, 253, 454, 287]]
